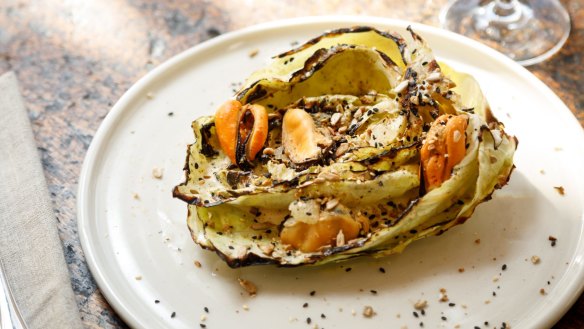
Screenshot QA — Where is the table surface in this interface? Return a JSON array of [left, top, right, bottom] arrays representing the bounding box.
[[1, 0, 582, 328]]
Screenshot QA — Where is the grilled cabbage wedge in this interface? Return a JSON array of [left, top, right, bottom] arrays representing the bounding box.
[[173, 26, 517, 267]]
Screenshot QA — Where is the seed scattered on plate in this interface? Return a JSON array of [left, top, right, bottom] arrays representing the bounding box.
[[548, 236, 557, 247], [379, 267, 386, 273], [170, 311, 176, 318], [531, 255, 541, 264], [242, 304, 249, 311], [540, 288, 546, 295], [152, 167, 163, 179], [200, 314, 207, 321], [135, 275, 142, 280], [474, 238, 481, 244], [238, 278, 257, 296], [194, 260, 202, 268], [458, 267, 465, 273], [362, 306, 376, 318], [248, 48, 259, 58], [132, 192, 140, 200], [146, 91, 155, 99]]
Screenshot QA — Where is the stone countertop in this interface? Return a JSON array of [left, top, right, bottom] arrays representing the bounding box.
[[0, 0, 582, 328]]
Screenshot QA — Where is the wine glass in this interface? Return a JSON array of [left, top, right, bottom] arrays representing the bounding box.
[[440, 0, 571, 66]]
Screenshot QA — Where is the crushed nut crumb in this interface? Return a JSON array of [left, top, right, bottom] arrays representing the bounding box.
[[363, 306, 376, 318], [152, 167, 163, 179], [414, 299, 427, 310], [540, 288, 546, 295], [553, 186, 565, 195], [238, 278, 257, 296], [531, 255, 541, 264], [439, 288, 449, 302], [132, 192, 140, 200], [458, 267, 465, 273]]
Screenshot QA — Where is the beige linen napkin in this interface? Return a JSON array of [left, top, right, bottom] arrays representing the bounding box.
[[0, 72, 83, 329]]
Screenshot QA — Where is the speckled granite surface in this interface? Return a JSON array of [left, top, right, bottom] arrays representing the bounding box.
[[0, 1, 581, 328]]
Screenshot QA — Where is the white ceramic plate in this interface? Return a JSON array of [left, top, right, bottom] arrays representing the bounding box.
[[78, 17, 584, 329]]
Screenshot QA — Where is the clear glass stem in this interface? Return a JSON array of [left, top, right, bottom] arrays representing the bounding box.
[[440, 0, 571, 66]]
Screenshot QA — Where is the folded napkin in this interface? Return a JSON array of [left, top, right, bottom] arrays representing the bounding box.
[[0, 72, 83, 329]]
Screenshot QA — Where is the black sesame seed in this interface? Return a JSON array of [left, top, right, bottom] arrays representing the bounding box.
[[200, 324, 206, 328], [419, 321, 424, 327], [448, 302, 455, 307], [502, 264, 507, 271], [303, 302, 308, 308], [154, 300, 160, 304], [493, 291, 497, 296], [321, 313, 326, 319], [204, 307, 209, 313], [421, 309, 425, 316], [474, 327, 480, 329], [306, 317, 312, 324], [171, 312, 176, 318], [484, 321, 489, 326], [345, 267, 352, 272], [370, 290, 377, 294], [441, 316, 447, 321], [310, 290, 316, 296], [379, 267, 386, 273], [168, 112, 174, 116], [413, 311, 419, 318]]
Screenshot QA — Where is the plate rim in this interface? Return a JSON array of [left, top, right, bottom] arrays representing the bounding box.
[[77, 15, 584, 329]]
